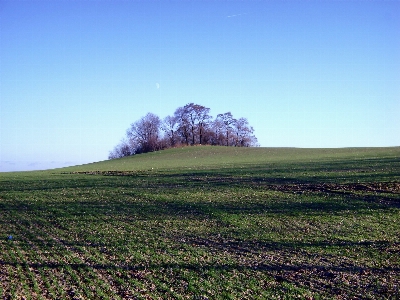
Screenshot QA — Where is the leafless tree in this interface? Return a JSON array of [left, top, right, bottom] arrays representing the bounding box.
[[185, 104, 198, 145], [216, 112, 236, 146], [109, 104, 258, 158], [108, 139, 135, 159], [162, 115, 179, 147], [209, 118, 223, 145], [193, 104, 211, 145], [233, 117, 258, 147], [174, 106, 191, 146], [126, 112, 161, 153], [176, 103, 212, 145]]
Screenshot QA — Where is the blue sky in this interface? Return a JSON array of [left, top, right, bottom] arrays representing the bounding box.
[[1, 0, 399, 172]]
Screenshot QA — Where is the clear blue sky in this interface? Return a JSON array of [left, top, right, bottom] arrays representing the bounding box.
[[1, 0, 399, 172]]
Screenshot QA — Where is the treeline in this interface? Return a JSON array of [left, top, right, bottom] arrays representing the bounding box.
[[108, 103, 258, 159]]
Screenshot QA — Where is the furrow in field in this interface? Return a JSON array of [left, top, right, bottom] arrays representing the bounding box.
[[34, 223, 124, 299]]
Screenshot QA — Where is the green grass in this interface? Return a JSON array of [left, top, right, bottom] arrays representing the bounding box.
[[1, 146, 399, 299]]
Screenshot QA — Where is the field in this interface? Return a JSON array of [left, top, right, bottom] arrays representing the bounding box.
[[1, 146, 399, 299]]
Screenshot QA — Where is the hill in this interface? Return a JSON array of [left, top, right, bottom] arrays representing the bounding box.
[[0, 146, 399, 298], [57, 145, 400, 173]]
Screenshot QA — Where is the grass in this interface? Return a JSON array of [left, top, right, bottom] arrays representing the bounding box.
[[1, 146, 399, 299]]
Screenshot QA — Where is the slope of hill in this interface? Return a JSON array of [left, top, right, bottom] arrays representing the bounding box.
[[56, 146, 400, 173], [0, 146, 399, 298]]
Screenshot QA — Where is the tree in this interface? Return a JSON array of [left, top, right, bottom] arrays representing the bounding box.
[[232, 117, 258, 147], [173, 103, 212, 146], [216, 112, 236, 146], [193, 104, 211, 145], [108, 139, 135, 159], [126, 113, 161, 153], [174, 106, 191, 146], [209, 118, 224, 145], [108, 103, 259, 159], [161, 115, 179, 147]]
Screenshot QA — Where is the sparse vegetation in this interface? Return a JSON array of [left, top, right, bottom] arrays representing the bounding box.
[[1, 146, 399, 299]]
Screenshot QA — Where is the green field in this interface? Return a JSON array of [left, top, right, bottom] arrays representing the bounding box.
[[1, 146, 399, 299]]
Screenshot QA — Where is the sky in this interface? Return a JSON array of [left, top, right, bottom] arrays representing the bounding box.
[[1, 0, 399, 172]]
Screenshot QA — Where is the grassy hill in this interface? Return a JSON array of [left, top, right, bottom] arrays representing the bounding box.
[[1, 147, 399, 299], [57, 145, 400, 172]]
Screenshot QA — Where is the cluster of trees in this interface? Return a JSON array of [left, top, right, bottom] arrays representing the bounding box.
[[108, 103, 258, 159]]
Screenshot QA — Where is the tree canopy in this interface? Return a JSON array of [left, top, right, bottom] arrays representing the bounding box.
[[109, 103, 258, 159]]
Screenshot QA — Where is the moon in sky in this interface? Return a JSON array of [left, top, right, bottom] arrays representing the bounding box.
[[156, 83, 160, 89]]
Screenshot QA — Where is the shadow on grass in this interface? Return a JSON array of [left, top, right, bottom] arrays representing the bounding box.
[[1, 247, 398, 298], [1, 258, 398, 274], [1, 155, 399, 297], [2, 154, 399, 191], [180, 236, 400, 256], [0, 192, 394, 223]]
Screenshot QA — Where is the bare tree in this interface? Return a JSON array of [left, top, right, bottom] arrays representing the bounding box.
[[108, 104, 259, 158], [209, 118, 223, 145], [108, 138, 135, 159], [177, 103, 212, 145], [193, 104, 211, 145], [174, 106, 191, 146], [126, 113, 161, 153], [182, 103, 198, 145], [233, 117, 257, 147], [216, 112, 236, 146], [162, 115, 179, 147]]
